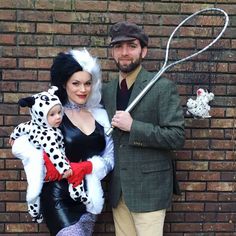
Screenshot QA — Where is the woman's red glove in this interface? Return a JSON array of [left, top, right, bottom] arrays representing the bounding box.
[[43, 151, 62, 181], [67, 161, 92, 187]]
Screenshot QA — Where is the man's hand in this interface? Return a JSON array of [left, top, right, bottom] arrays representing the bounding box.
[[111, 111, 133, 132]]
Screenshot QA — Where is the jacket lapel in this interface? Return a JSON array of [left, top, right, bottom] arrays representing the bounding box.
[[107, 78, 119, 119], [128, 68, 150, 108]]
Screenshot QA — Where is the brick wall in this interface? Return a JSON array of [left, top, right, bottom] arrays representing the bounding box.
[[0, 0, 235, 235]]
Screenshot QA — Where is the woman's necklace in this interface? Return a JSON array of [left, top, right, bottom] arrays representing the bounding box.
[[64, 102, 94, 134], [64, 101, 86, 112]]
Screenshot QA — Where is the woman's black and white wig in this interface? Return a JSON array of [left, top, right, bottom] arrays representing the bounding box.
[[51, 49, 102, 109]]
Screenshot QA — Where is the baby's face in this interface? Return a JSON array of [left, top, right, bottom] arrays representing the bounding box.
[[47, 104, 63, 128]]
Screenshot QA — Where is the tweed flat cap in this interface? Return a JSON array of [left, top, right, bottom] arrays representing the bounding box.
[[109, 21, 148, 46]]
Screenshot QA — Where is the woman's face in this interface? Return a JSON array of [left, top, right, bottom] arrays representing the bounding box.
[[65, 71, 92, 105]]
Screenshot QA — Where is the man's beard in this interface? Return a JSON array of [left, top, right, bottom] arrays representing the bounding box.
[[115, 57, 142, 73]]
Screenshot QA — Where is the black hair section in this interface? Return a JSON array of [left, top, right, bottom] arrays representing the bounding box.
[[50, 52, 83, 105]]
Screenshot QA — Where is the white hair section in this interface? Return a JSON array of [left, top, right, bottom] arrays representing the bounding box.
[[70, 49, 102, 108]]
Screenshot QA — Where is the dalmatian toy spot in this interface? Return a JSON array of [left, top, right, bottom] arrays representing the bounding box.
[[186, 88, 214, 118]]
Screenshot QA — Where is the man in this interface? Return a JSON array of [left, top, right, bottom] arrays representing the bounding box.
[[102, 21, 185, 236]]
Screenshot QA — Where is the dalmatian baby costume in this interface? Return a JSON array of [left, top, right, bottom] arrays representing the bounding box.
[[10, 86, 90, 223]]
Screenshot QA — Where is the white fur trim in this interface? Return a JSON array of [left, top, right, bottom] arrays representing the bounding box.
[[12, 136, 45, 203], [90, 107, 111, 133], [88, 155, 106, 180], [85, 172, 104, 214]]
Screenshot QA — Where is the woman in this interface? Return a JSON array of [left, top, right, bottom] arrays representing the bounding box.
[[12, 49, 114, 236]]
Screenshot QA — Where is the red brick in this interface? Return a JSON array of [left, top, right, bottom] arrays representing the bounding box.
[[206, 202, 236, 212], [18, 10, 52, 22], [211, 118, 234, 128], [37, 23, 71, 34], [37, 47, 68, 57], [177, 161, 208, 171], [192, 129, 224, 138], [73, 24, 107, 35], [0, 213, 19, 222], [189, 171, 220, 181], [144, 2, 180, 13], [4, 92, 30, 103], [55, 11, 89, 23], [184, 212, 216, 222], [54, 35, 90, 46], [207, 182, 235, 191], [173, 203, 204, 212], [0, 192, 20, 201], [5, 159, 23, 169], [186, 192, 218, 201], [181, 4, 214, 13], [0, 82, 17, 92], [192, 150, 225, 160], [180, 182, 206, 191], [2, 70, 37, 81], [0, 22, 35, 33], [0, 104, 18, 115], [203, 223, 234, 232], [18, 35, 53, 45], [5, 223, 37, 233], [211, 140, 234, 149], [219, 193, 236, 201], [171, 223, 202, 232], [0, 34, 16, 45], [226, 151, 236, 160], [0, 10, 16, 20], [35, 0, 70, 10], [3, 46, 37, 57], [0, 58, 16, 68], [19, 58, 52, 69], [0, 0, 33, 8], [210, 161, 236, 171], [38, 71, 51, 81], [6, 181, 26, 191], [183, 140, 210, 149]]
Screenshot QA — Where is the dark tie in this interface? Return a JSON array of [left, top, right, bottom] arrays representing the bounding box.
[[120, 79, 128, 93]]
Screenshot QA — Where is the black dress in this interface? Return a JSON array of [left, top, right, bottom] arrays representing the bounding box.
[[41, 115, 106, 235]]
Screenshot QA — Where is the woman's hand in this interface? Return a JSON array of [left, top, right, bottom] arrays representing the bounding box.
[[67, 161, 92, 187]]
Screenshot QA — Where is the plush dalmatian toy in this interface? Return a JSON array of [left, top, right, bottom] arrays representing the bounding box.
[[10, 86, 90, 223], [186, 88, 214, 118]]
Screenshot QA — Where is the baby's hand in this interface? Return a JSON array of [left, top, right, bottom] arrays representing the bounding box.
[[62, 169, 73, 179], [9, 138, 15, 146]]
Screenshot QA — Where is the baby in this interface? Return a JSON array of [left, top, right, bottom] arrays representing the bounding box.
[[9, 86, 90, 223]]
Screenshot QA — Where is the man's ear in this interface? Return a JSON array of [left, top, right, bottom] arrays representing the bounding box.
[[141, 47, 148, 59]]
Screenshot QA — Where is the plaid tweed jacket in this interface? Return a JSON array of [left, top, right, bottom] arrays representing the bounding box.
[[102, 67, 185, 212]]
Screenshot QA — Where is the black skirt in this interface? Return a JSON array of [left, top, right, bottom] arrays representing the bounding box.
[[41, 180, 86, 235]]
